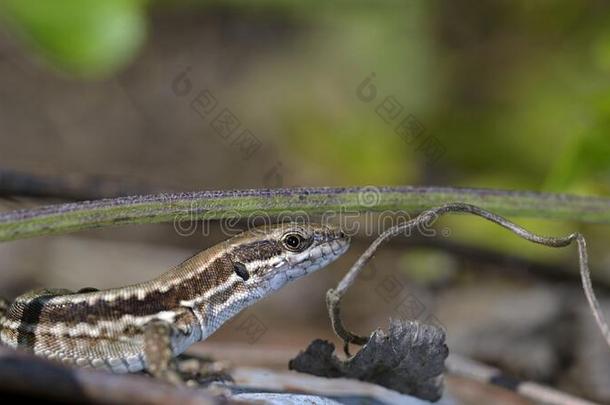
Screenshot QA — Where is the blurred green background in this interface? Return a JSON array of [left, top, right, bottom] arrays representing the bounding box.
[[1, 0, 609, 259], [2, 0, 609, 192]]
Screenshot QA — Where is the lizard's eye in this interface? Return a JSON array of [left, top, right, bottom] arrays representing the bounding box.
[[281, 232, 308, 252]]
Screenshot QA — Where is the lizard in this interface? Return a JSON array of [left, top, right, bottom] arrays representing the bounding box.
[[0, 222, 350, 382]]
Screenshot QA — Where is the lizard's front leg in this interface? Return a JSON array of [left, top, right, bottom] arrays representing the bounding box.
[[143, 306, 199, 384], [143, 319, 183, 385], [143, 307, 230, 386]]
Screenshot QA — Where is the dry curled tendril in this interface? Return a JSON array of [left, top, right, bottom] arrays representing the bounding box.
[[326, 202, 610, 355]]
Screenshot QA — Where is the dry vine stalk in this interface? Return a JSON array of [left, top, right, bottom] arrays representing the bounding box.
[[326, 202, 610, 353]]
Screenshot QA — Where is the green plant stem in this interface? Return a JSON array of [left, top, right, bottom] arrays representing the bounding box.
[[1, 186, 609, 241]]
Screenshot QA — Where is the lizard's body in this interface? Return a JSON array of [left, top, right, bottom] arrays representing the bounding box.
[[0, 223, 349, 377]]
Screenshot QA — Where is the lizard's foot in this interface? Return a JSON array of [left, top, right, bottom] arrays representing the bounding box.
[[143, 317, 233, 387], [175, 354, 234, 387]]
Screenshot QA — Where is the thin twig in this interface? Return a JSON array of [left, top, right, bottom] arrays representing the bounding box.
[[1, 186, 610, 241], [326, 203, 610, 351]]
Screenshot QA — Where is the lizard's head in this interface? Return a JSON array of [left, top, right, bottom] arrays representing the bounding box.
[[198, 222, 349, 337], [227, 222, 350, 296]]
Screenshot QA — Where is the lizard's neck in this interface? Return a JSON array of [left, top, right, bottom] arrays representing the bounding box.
[[148, 243, 262, 339]]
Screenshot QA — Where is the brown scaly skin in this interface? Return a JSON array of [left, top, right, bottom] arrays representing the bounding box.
[[0, 223, 350, 383]]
